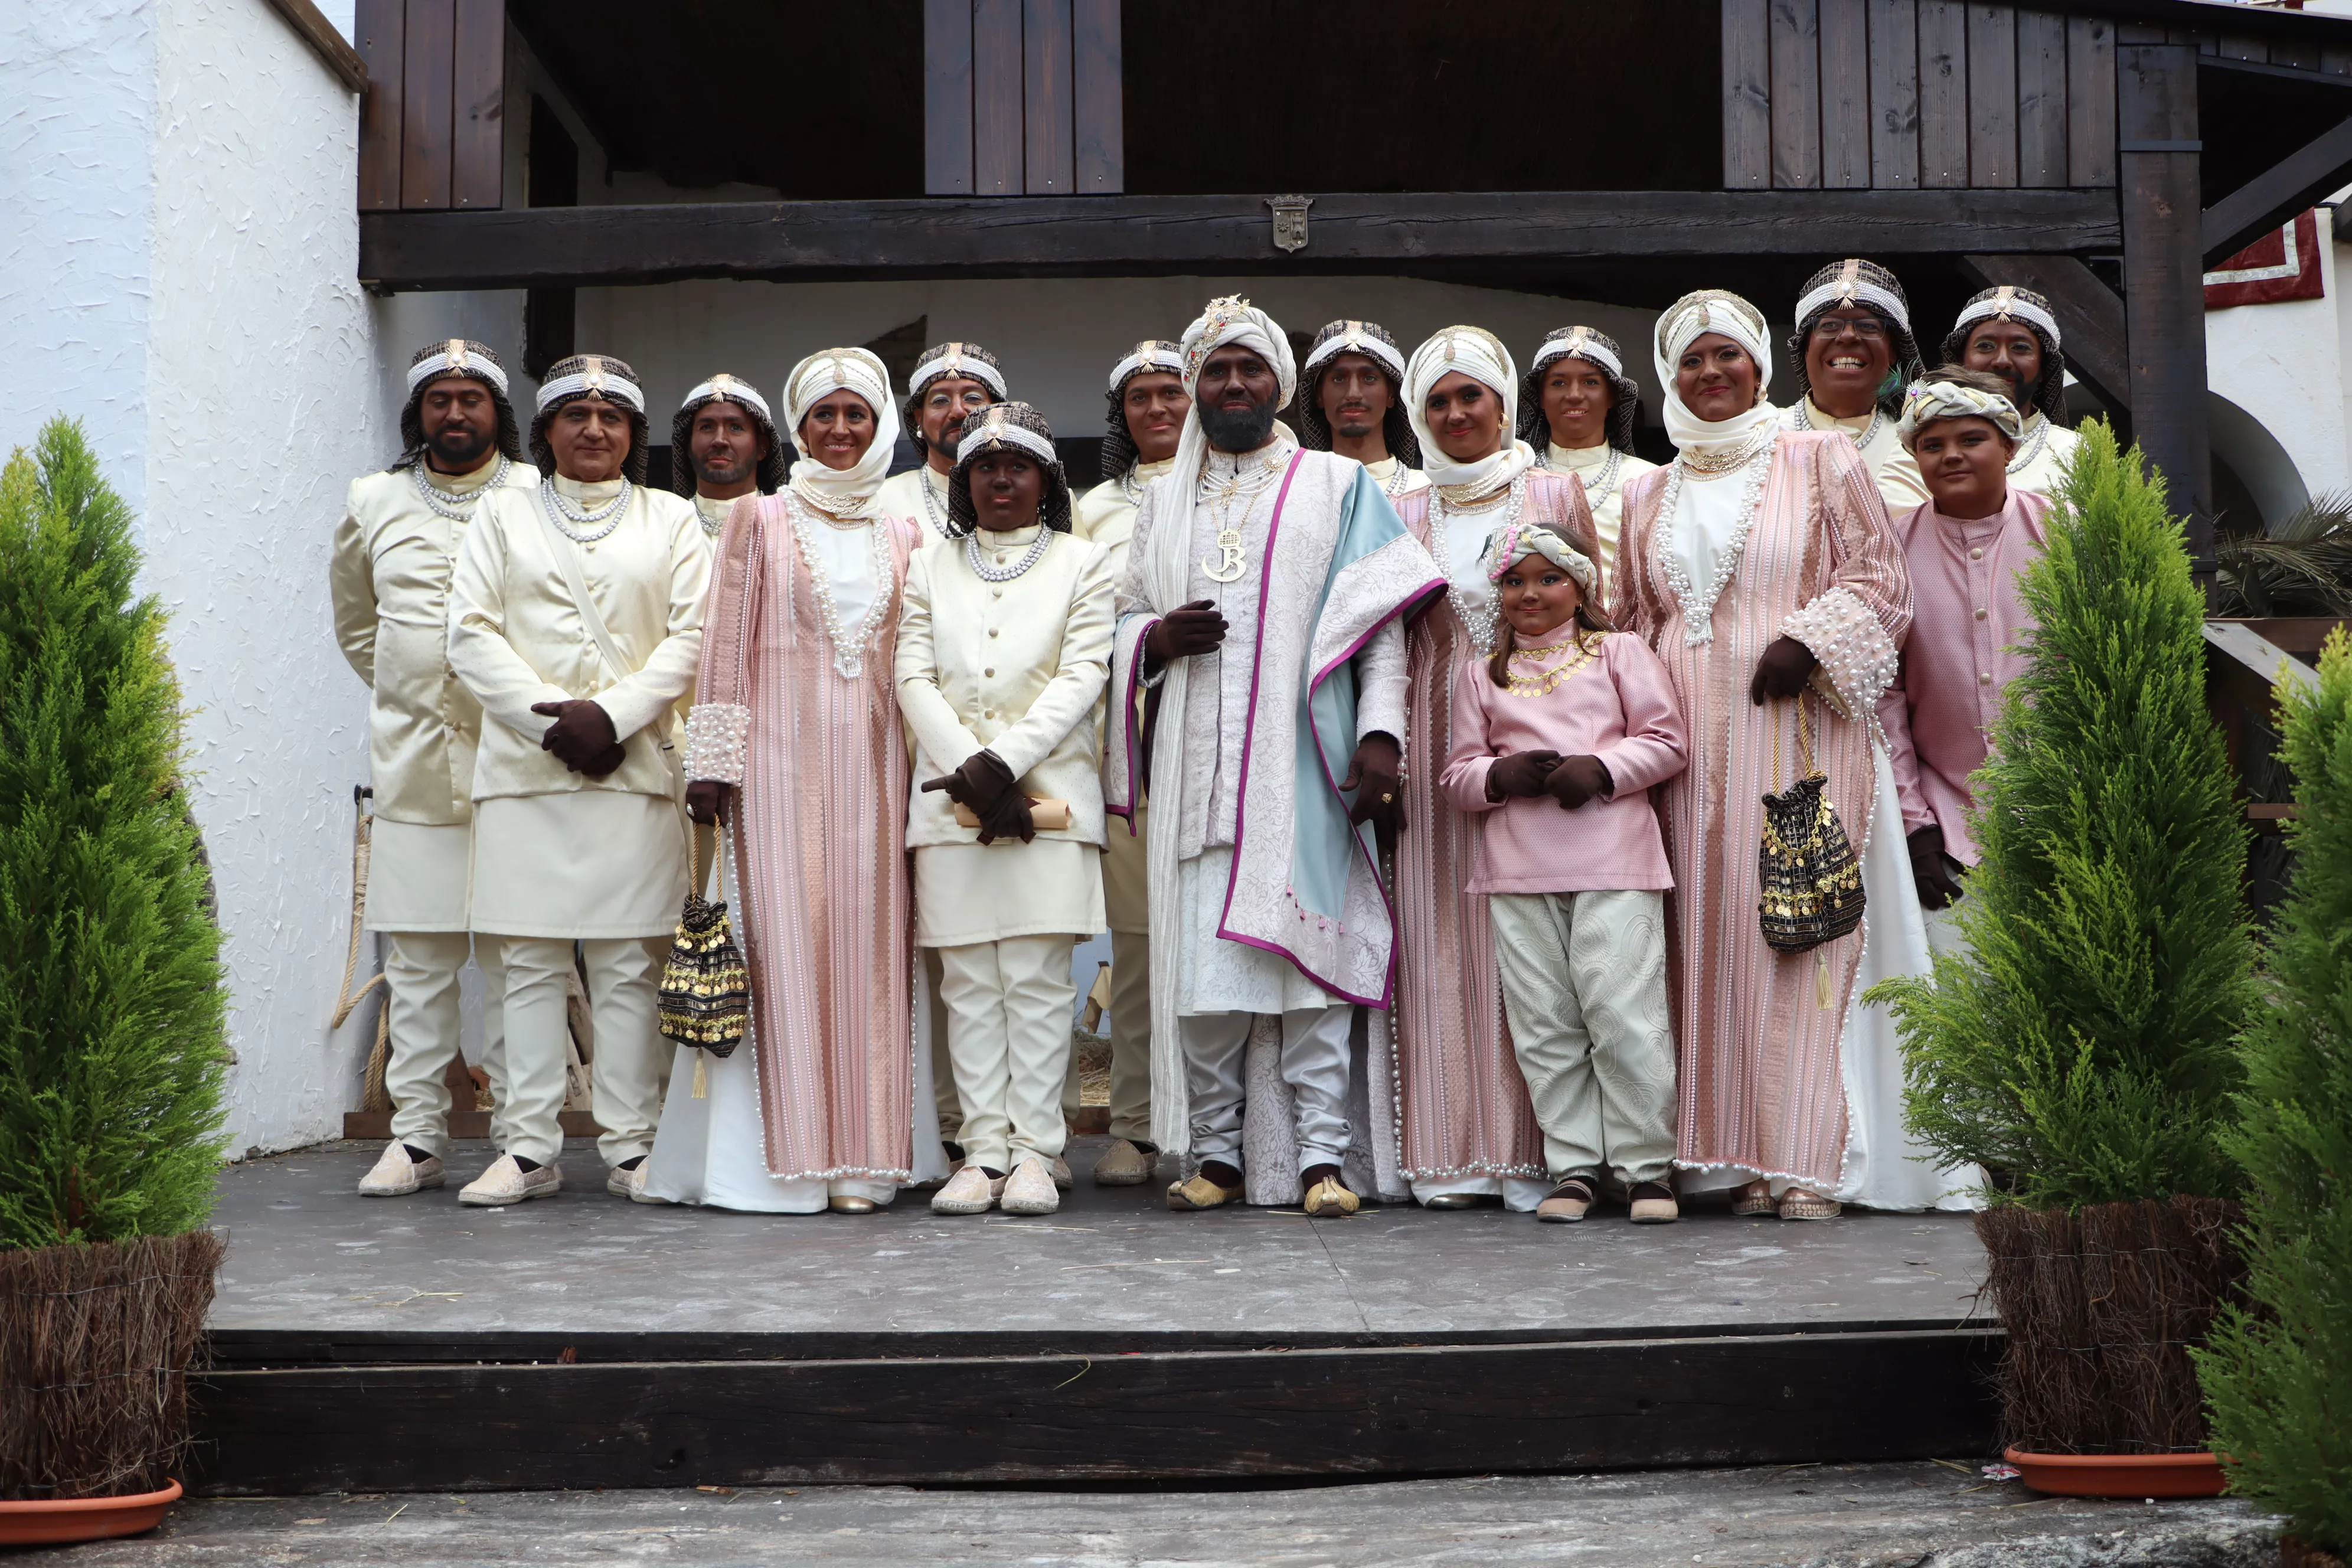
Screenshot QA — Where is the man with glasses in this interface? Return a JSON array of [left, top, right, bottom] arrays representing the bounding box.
[[877, 341, 1011, 544], [1782, 259, 1928, 512]]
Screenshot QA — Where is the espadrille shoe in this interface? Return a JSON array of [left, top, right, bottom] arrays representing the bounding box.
[[608, 1161, 656, 1202], [1627, 1181, 1680, 1224], [1091, 1138, 1155, 1186], [930, 1164, 1005, 1215], [1166, 1171, 1244, 1211], [1050, 1156, 1074, 1191], [357, 1139, 444, 1197], [1000, 1156, 1061, 1216], [458, 1154, 561, 1207], [1536, 1177, 1596, 1224], [1301, 1175, 1360, 1218]]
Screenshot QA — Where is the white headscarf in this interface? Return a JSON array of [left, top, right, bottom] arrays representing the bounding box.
[[1172, 295, 1296, 494], [781, 347, 901, 519], [1652, 290, 1779, 463], [1405, 325, 1538, 497]]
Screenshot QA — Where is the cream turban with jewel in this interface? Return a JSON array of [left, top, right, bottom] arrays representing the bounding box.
[[1652, 289, 1779, 460], [1896, 378, 2023, 450], [781, 347, 901, 519], [1405, 325, 1538, 497], [1170, 295, 1296, 493]]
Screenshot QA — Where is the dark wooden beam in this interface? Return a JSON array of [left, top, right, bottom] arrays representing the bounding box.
[[358, 188, 2123, 291], [260, 0, 368, 93], [2200, 115, 2352, 266], [1958, 253, 2130, 413], [2118, 41, 2213, 537]]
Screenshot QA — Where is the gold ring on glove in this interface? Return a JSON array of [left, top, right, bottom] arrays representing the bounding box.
[[1380, 792, 1395, 804]]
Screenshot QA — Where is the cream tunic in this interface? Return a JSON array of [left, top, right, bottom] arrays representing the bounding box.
[[876, 463, 955, 544], [694, 492, 750, 540], [332, 452, 540, 930], [1544, 441, 1659, 594], [450, 475, 710, 936], [2005, 411, 2082, 499], [1073, 459, 1175, 936], [1364, 455, 1429, 499], [1791, 397, 1929, 514]]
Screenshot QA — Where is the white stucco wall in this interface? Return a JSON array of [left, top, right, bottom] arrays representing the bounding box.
[[2204, 206, 2344, 520], [0, 1, 162, 512]]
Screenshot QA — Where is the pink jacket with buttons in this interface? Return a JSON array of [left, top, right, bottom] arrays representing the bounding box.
[[1875, 488, 2051, 865], [1438, 630, 1687, 894]]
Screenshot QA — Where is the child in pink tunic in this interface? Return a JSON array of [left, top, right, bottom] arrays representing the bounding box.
[[1439, 521, 1688, 1224]]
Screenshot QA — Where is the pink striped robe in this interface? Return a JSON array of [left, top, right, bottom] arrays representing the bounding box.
[[1390, 470, 1598, 1187], [697, 497, 921, 1183], [1611, 430, 1911, 1193]]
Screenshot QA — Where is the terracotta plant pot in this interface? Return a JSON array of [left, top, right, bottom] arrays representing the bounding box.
[[2003, 1447, 2226, 1498], [0, 1479, 181, 1546]]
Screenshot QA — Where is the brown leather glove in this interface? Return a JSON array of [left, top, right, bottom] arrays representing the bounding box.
[[1341, 732, 1406, 854], [1144, 600, 1228, 672], [1749, 635, 1819, 704], [1544, 754, 1614, 811], [531, 699, 624, 776], [1909, 825, 1965, 910], [685, 780, 731, 825], [1487, 749, 1563, 801]]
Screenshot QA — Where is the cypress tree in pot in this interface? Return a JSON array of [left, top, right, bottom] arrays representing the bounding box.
[[0, 419, 229, 1541], [2197, 629, 2352, 1561], [1875, 422, 2255, 1491]]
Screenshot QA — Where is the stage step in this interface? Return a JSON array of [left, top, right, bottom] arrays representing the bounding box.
[[189, 1324, 2000, 1492]]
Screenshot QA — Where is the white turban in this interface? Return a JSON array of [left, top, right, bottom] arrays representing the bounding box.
[[1171, 295, 1296, 494], [1896, 377, 2024, 449], [780, 347, 901, 519], [1404, 325, 1537, 497], [1652, 289, 1779, 462]]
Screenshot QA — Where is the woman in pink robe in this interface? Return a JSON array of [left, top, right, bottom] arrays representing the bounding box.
[[648, 348, 926, 1214], [1389, 326, 1598, 1208], [1612, 290, 1956, 1220]]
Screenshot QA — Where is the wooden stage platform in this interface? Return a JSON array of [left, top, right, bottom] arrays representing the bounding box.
[[191, 1138, 2001, 1495]]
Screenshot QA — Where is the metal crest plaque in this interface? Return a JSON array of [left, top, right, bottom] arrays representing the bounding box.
[[1266, 195, 1314, 254]]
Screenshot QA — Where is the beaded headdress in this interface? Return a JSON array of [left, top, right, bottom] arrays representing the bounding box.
[[1786, 259, 1923, 417], [904, 340, 1008, 458], [1296, 319, 1421, 466], [948, 401, 1073, 536], [669, 372, 785, 497], [1518, 325, 1642, 456], [391, 338, 522, 471], [1941, 285, 2070, 426], [1895, 373, 2026, 450], [529, 352, 651, 485], [1100, 339, 1185, 485]]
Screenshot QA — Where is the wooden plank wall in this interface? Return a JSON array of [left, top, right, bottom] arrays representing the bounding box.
[[356, 0, 501, 210], [924, 0, 1121, 195], [1724, 0, 2112, 190]]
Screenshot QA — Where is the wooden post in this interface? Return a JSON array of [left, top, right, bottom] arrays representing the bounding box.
[[2117, 41, 2213, 553]]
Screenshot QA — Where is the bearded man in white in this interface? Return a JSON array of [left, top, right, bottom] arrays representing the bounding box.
[[1105, 298, 1444, 1218]]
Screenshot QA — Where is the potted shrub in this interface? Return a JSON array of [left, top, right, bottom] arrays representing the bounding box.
[[2197, 629, 2352, 1566], [1877, 422, 2255, 1497], [0, 419, 230, 1544]]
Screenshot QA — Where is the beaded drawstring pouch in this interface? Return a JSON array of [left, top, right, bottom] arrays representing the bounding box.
[[658, 817, 750, 1096], [1758, 692, 1866, 985]]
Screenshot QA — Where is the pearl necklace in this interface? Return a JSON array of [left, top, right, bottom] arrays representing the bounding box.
[[1381, 459, 1412, 500], [916, 467, 953, 538], [1541, 445, 1624, 511], [1785, 398, 1887, 453], [540, 476, 631, 543], [1430, 473, 1525, 659], [1654, 442, 1773, 647], [1119, 465, 1146, 506], [784, 494, 894, 680], [965, 528, 1053, 583], [411, 454, 509, 521], [2007, 414, 2053, 475]]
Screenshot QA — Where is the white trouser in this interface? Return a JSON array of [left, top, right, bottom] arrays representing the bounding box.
[[1061, 927, 1154, 1145], [1922, 898, 1968, 958], [1182, 1004, 1351, 1174], [925, 948, 962, 1144], [937, 935, 1076, 1174], [492, 935, 669, 1168], [382, 932, 507, 1159], [1489, 889, 1678, 1187]]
